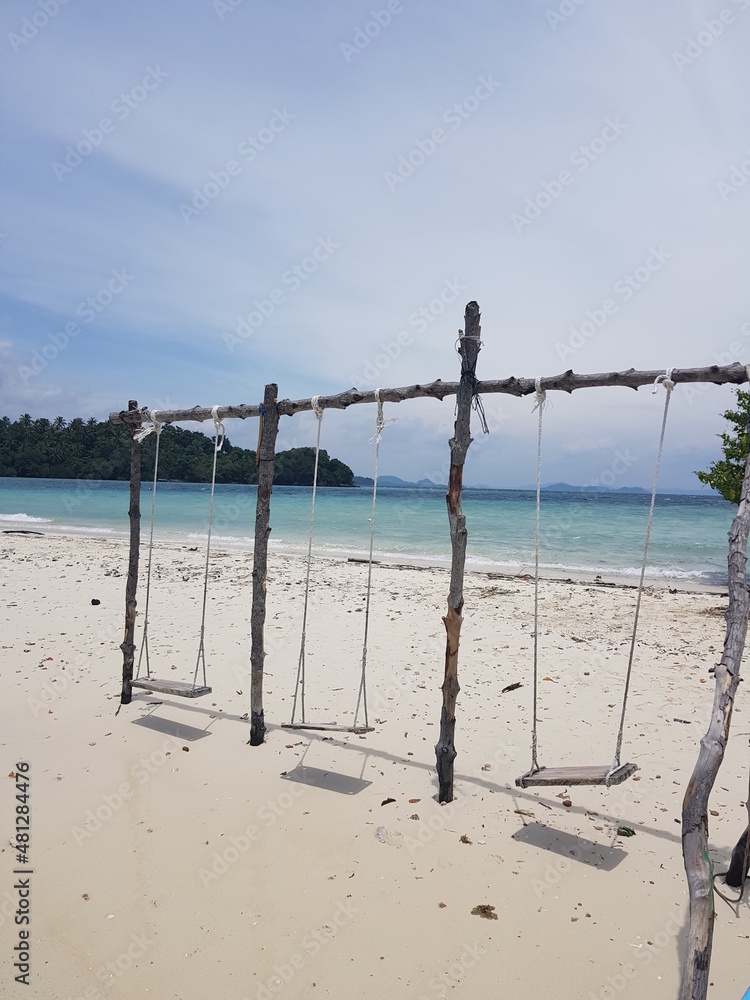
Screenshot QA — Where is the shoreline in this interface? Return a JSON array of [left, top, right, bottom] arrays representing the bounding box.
[[0, 522, 730, 594]]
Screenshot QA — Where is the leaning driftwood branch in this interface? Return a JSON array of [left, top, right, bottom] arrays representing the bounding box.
[[679, 441, 750, 1000], [107, 363, 748, 425], [435, 301, 482, 804]]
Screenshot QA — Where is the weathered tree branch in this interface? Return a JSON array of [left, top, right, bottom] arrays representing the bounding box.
[[249, 384, 279, 747], [108, 363, 748, 425], [679, 437, 750, 1000], [435, 302, 482, 803]]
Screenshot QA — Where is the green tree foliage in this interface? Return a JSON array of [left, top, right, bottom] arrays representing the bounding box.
[[696, 388, 750, 504], [0, 416, 354, 487]]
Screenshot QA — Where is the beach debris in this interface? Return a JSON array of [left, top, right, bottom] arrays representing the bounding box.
[[408, 798, 420, 804], [438, 902, 446, 908], [471, 904, 498, 920], [562, 799, 572, 808], [409, 814, 419, 820], [674, 718, 691, 724], [501, 682, 522, 694], [381, 797, 396, 806], [91, 599, 100, 606], [514, 809, 534, 817], [481, 763, 491, 771], [617, 826, 636, 837], [182, 746, 189, 752], [375, 826, 388, 843], [459, 834, 472, 844], [82, 894, 89, 900]]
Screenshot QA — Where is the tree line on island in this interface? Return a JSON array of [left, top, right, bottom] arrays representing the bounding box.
[[0, 415, 355, 487]]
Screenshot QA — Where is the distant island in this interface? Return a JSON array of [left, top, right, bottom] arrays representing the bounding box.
[[354, 475, 446, 489], [0, 415, 354, 487]]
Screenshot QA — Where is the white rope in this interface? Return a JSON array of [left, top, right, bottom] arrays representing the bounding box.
[[135, 410, 161, 679], [290, 398, 323, 724], [192, 407, 225, 690], [354, 390, 393, 729], [608, 368, 674, 781], [525, 379, 546, 777]]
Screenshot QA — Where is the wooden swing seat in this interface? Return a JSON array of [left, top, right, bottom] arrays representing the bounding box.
[[131, 678, 212, 698], [515, 762, 637, 789], [281, 722, 374, 735]]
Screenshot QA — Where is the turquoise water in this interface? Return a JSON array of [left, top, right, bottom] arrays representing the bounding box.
[[0, 478, 735, 585]]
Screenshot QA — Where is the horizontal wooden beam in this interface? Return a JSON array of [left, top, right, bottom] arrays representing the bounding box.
[[108, 362, 748, 425]]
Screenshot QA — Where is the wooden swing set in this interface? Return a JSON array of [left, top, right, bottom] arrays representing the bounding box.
[[110, 302, 750, 1000]]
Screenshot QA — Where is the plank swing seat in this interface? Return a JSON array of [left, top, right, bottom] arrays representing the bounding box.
[[130, 407, 223, 704], [515, 762, 638, 789], [130, 677, 212, 699], [514, 372, 675, 794], [285, 394, 391, 737]]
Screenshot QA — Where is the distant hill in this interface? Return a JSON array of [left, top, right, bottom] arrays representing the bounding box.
[[541, 482, 648, 494], [0, 415, 355, 486], [353, 475, 445, 489]]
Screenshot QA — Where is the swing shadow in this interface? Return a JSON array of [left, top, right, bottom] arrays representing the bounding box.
[[131, 714, 213, 742], [511, 822, 627, 871], [280, 740, 372, 795], [263, 726, 686, 850]]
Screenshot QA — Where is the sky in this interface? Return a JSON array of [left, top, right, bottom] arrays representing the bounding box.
[[1, 0, 748, 489]]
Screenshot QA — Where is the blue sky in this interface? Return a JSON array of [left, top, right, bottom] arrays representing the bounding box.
[[1, 0, 748, 488]]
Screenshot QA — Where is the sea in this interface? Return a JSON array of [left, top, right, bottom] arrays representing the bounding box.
[[0, 478, 736, 588]]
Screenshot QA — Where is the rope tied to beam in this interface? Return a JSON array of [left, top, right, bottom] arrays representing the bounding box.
[[526, 380, 546, 777], [191, 406, 225, 692], [290, 397, 324, 724], [608, 366, 674, 781], [135, 410, 162, 679], [354, 389, 393, 729], [133, 409, 163, 443]]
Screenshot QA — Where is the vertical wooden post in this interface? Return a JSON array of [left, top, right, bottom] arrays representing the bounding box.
[[435, 302, 482, 803], [679, 441, 750, 999], [249, 384, 279, 746], [120, 401, 141, 705]]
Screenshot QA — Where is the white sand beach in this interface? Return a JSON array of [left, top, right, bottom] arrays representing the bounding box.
[[1, 531, 748, 999]]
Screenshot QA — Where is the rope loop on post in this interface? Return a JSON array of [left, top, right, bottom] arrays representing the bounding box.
[[652, 367, 675, 395], [211, 405, 225, 452], [311, 395, 323, 421], [134, 409, 162, 443], [369, 388, 396, 445]]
